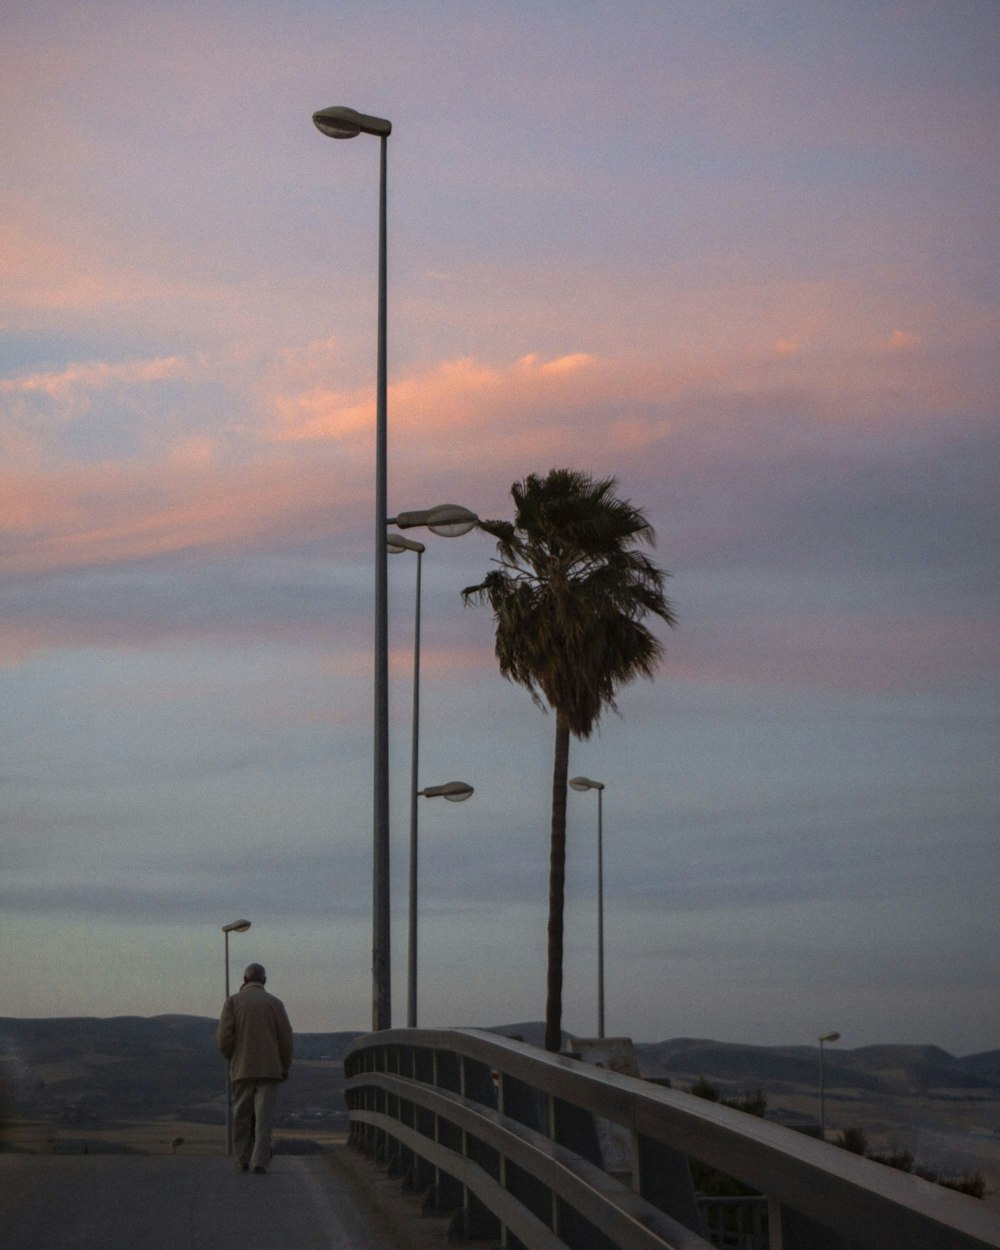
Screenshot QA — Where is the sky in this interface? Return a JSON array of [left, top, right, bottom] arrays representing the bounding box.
[[1, 0, 997, 1055]]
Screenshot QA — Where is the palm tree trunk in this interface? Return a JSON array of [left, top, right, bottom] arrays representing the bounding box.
[[545, 712, 571, 1053]]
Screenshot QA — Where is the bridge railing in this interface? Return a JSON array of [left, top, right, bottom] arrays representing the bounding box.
[[344, 1027, 999, 1250]]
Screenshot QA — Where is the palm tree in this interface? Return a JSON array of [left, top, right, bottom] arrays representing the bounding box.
[[463, 469, 674, 1051]]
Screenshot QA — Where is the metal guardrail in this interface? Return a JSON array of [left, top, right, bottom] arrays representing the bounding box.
[[344, 1028, 1000, 1250], [696, 1196, 768, 1249]]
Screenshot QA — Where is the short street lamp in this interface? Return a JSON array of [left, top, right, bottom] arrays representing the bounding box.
[[221, 919, 251, 1153], [387, 532, 425, 1029], [388, 506, 478, 1030], [411, 781, 474, 1026], [569, 777, 606, 1038], [818, 1029, 841, 1137]]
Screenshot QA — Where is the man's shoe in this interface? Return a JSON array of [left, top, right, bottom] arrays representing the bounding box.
[[253, 1165, 267, 1174], [236, 1161, 249, 1171]]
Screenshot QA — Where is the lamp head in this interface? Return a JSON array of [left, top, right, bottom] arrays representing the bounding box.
[[222, 919, 251, 933], [387, 533, 425, 555], [819, 1031, 841, 1043], [420, 781, 474, 802], [569, 776, 604, 792], [313, 106, 391, 139], [392, 504, 479, 537]]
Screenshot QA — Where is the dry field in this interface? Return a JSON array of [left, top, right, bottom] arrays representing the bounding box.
[[3, 1118, 348, 1157], [718, 1083, 1000, 1212]]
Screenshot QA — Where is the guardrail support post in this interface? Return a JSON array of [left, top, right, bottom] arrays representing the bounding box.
[[768, 1197, 784, 1250], [770, 1202, 853, 1250], [423, 1047, 464, 1218], [633, 1129, 705, 1236]]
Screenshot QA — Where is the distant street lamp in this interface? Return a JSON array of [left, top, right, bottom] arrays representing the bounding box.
[[419, 781, 475, 799], [569, 777, 606, 1038], [818, 1029, 841, 1138], [411, 781, 474, 1026], [221, 919, 251, 1154], [313, 102, 393, 1032]]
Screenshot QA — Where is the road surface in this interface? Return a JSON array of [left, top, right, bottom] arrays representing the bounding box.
[[0, 1149, 450, 1250]]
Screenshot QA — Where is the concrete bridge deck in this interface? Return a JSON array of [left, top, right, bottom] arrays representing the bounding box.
[[0, 1148, 452, 1250]]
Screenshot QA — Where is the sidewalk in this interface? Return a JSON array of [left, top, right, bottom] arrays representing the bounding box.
[[0, 1148, 455, 1250]]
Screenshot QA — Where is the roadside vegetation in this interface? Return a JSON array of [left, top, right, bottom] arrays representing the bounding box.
[[685, 1077, 987, 1201], [834, 1124, 986, 1199]]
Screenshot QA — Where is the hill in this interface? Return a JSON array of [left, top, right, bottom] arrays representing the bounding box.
[[632, 1037, 1000, 1098], [1, 1016, 997, 1193], [0, 1015, 356, 1132]]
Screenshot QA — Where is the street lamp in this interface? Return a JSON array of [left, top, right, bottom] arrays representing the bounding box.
[[313, 108, 480, 1032], [383, 507, 479, 1031], [387, 532, 425, 1028], [569, 777, 606, 1039], [313, 103, 393, 1031], [389, 516, 480, 1027], [221, 919, 251, 1153], [411, 781, 474, 1026], [818, 1029, 841, 1138]]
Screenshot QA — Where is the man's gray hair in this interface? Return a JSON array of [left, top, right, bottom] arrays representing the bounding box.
[[243, 963, 266, 984]]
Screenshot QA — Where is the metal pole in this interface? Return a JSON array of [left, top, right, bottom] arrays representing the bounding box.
[[372, 131, 391, 1032], [820, 1039, 827, 1137], [597, 786, 605, 1039], [224, 931, 232, 1154], [406, 548, 422, 1028]]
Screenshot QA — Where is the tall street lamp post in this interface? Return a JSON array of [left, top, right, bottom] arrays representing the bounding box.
[[221, 918, 251, 1154], [413, 781, 474, 1026], [818, 1029, 841, 1138], [569, 777, 606, 1039], [313, 104, 393, 1031], [313, 106, 479, 1031]]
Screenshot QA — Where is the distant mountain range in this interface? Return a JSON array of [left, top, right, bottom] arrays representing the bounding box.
[[0, 1014, 358, 1130], [1, 1015, 997, 1133], [631, 1036, 1000, 1097]]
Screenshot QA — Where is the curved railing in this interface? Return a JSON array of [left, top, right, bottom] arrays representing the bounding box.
[[344, 1028, 999, 1250]]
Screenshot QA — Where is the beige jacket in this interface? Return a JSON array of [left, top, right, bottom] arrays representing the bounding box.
[[217, 982, 294, 1083]]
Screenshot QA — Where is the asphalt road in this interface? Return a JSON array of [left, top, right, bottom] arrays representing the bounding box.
[[0, 1149, 447, 1250]]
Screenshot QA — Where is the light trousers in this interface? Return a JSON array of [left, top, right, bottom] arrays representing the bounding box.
[[232, 1077, 279, 1170]]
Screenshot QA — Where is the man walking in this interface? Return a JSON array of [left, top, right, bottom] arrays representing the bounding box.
[[217, 962, 293, 1173]]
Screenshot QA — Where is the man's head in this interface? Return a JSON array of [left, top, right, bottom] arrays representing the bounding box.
[[243, 963, 267, 985]]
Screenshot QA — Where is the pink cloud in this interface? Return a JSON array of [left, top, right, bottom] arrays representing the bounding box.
[[315, 642, 491, 684], [269, 352, 599, 445], [880, 329, 921, 353], [0, 625, 45, 668], [0, 454, 368, 577], [1, 356, 187, 403], [2, 327, 987, 591], [0, 205, 229, 325]]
